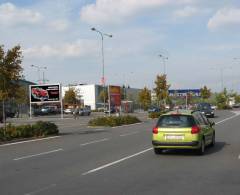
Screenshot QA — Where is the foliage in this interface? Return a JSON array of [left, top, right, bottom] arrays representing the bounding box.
[[0, 121, 59, 142], [64, 88, 78, 105], [153, 74, 170, 107], [0, 45, 23, 100], [138, 87, 151, 111], [88, 115, 141, 127], [200, 86, 211, 100], [215, 88, 230, 109], [148, 112, 165, 119], [15, 86, 28, 105], [99, 88, 108, 102]]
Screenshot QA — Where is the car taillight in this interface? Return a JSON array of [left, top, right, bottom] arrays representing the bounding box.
[[152, 127, 158, 134], [191, 125, 201, 134]]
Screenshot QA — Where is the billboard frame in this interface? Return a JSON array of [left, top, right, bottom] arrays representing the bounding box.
[[29, 83, 63, 119]]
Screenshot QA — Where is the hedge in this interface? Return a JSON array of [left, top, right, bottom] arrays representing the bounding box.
[[148, 112, 165, 119], [88, 115, 141, 127], [0, 121, 59, 142]]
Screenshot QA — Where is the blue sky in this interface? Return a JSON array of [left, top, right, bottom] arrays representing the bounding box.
[[0, 0, 240, 92]]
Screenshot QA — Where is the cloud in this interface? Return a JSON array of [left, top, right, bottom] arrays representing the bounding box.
[[0, 2, 42, 26], [23, 39, 99, 58], [208, 7, 240, 30], [80, 0, 194, 25], [48, 19, 69, 31], [173, 6, 199, 17]]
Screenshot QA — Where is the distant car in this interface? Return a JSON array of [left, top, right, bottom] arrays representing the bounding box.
[[211, 105, 217, 110], [197, 103, 214, 118], [104, 107, 116, 114], [64, 108, 73, 114], [148, 107, 161, 113], [79, 108, 91, 116], [152, 110, 215, 155], [232, 103, 240, 108]]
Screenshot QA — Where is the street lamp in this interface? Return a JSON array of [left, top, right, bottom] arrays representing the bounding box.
[[159, 54, 168, 75], [91, 27, 112, 110], [30, 65, 47, 84]]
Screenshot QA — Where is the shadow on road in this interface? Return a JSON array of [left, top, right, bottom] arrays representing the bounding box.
[[159, 141, 227, 156]]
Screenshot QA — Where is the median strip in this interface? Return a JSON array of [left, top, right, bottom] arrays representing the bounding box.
[[82, 147, 153, 175], [14, 148, 63, 161]]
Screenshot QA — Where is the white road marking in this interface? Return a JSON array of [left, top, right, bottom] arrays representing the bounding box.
[[112, 122, 143, 129], [238, 155, 240, 160], [0, 136, 61, 147], [120, 131, 138, 137], [215, 113, 240, 125], [14, 148, 63, 161], [82, 147, 153, 175], [25, 184, 57, 195], [80, 138, 109, 146]]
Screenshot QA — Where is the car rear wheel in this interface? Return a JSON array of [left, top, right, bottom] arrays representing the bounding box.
[[210, 133, 215, 147], [154, 148, 163, 155], [197, 139, 205, 155]]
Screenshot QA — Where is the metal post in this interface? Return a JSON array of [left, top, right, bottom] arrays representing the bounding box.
[[29, 85, 32, 119], [60, 84, 63, 119], [108, 85, 111, 116]]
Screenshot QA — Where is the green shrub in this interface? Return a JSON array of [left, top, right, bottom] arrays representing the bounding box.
[[88, 115, 141, 127], [148, 112, 162, 119], [0, 121, 59, 142]]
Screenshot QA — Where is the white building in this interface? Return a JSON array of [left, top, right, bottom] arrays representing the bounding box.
[[62, 84, 102, 110], [62, 84, 142, 110]]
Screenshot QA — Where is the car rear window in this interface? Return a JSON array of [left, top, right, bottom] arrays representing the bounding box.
[[157, 115, 195, 127]]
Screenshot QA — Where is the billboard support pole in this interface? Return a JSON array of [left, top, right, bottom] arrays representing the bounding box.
[[29, 85, 32, 119], [108, 85, 111, 116], [60, 84, 63, 119]]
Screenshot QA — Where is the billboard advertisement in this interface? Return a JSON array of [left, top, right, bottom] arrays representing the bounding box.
[[30, 84, 61, 103], [109, 86, 121, 107], [168, 89, 200, 97]]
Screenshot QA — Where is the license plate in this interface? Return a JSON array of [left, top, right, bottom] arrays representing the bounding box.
[[165, 135, 184, 140]]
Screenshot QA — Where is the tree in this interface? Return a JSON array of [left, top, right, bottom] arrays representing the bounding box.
[[0, 45, 23, 125], [15, 86, 28, 117], [200, 86, 211, 100], [0, 45, 23, 99], [153, 74, 170, 108], [138, 87, 151, 111], [215, 88, 229, 109], [99, 89, 108, 103], [64, 88, 77, 105]]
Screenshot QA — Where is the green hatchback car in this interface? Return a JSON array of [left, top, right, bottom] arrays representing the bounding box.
[[152, 110, 215, 155]]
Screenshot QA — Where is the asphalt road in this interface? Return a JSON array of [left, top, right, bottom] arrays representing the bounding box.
[[0, 110, 240, 195]]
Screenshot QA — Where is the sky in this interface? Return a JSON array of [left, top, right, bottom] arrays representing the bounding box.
[[0, 0, 240, 92]]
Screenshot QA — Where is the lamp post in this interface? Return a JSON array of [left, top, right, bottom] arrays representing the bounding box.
[[159, 54, 168, 75], [91, 27, 112, 110], [30, 65, 47, 84]]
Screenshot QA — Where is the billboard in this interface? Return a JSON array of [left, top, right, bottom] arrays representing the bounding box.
[[109, 86, 121, 107], [168, 89, 200, 97], [30, 84, 61, 103]]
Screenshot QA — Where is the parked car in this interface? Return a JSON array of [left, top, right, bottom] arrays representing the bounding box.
[[104, 107, 116, 114], [197, 103, 214, 118], [232, 103, 240, 108], [148, 106, 161, 113], [79, 108, 91, 116], [152, 110, 215, 155], [64, 108, 74, 114]]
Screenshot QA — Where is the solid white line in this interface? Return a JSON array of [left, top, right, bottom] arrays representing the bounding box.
[[215, 113, 240, 125], [0, 136, 61, 147], [82, 147, 153, 175], [238, 155, 240, 160], [80, 138, 109, 146], [24, 184, 57, 195], [120, 131, 138, 137], [14, 148, 63, 161]]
